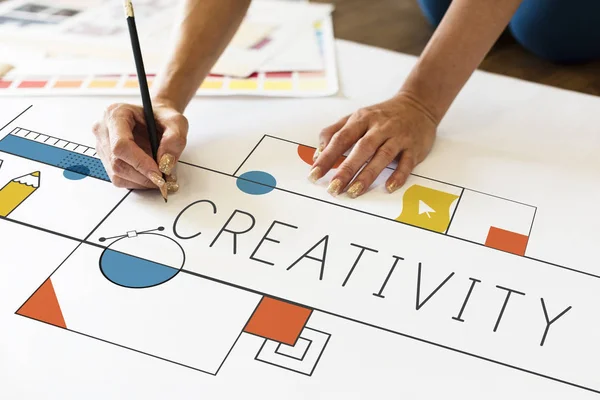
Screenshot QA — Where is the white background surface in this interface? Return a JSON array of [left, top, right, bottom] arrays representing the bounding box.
[[1, 40, 600, 398]]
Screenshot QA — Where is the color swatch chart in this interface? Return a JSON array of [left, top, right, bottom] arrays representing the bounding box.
[[0, 18, 338, 98]]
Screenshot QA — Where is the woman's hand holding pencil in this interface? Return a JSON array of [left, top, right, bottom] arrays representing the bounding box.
[[91, 0, 189, 199], [92, 101, 188, 194]]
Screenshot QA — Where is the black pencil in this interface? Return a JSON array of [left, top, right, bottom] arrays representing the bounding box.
[[123, 0, 167, 202]]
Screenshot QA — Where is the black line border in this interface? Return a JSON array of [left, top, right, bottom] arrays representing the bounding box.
[[14, 241, 263, 378], [275, 338, 312, 362], [254, 327, 331, 377], [0, 105, 32, 132], [17, 313, 217, 376], [7, 129, 598, 394]]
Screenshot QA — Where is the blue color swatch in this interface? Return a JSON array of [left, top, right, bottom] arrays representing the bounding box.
[[63, 165, 90, 180], [236, 170, 276, 195], [100, 249, 180, 288], [0, 134, 110, 181]]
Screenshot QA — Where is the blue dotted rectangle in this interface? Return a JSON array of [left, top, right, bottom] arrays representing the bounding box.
[[0, 134, 110, 181]]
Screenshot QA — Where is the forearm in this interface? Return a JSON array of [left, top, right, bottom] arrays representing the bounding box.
[[400, 0, 523, 124], [152, 0, 251, 112]]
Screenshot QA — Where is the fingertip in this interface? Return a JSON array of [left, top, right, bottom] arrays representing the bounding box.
[[386, 179, 398, 193], [167, 180, 179, 193], [346, 181, 364, 199], [312, 142, 325, 162], [327, 178, 343, 197], [308, 166, 322, 183], [148, 171, 166, 189], [159, 153, 176, 175]]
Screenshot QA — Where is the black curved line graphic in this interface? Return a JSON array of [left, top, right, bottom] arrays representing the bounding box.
[[98, 232, 186, 290]]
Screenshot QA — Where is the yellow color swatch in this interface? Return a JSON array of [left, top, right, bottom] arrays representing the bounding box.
[[0, 171, 40, 217], [229, 79, 258, 90], [299, 79, 327, 91], [200, 80, 224, 89], [396, 184, 459, 233], [88, 80, 118, 89], [264, 80, 293, 91], [123, 79, 139, 88], [124, 79, 154, 88], [53, 80, 83, 88]]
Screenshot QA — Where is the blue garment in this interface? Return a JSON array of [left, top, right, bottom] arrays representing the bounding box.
[[416, 0, 600, 63]]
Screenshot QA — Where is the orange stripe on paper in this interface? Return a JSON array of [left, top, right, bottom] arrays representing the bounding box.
[[53, 80, 83, 88], [124, 79, 139, 88], [17, 278, 67, 329], [485, 226, 529, 256], [243, 297, 312, 345]]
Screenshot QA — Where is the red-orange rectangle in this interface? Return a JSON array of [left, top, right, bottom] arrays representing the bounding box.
[[265, 71, 292, 79], [485, 226, 529, 256], [18, 80, 47, 88], [243, 297, 312, 346]]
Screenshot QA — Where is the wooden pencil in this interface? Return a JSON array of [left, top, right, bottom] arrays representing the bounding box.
[[123, 0, 167, 202]]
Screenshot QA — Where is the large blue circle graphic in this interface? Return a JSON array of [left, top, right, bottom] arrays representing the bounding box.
[[99, 233, 185, 289]]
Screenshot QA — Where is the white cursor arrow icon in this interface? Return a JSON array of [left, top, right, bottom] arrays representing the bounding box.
[[418, 200, 436, 218]]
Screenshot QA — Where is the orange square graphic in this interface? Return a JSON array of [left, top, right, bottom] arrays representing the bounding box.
[[485, 226, 529, 256], [244, 297, 312, 345]]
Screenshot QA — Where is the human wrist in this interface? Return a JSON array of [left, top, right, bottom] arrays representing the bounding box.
[[151, 72, 191, 113], [152, 93, 182, 113], [397, 45, 474, 127], [393, 84, 443, 128], [151, 61, 201, 114]]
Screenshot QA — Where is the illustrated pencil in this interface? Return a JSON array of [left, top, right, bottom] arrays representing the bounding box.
[[0, 171, 40, 217], [123, 0, 167, 202]]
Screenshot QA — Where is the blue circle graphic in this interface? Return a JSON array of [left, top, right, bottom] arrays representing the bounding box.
[[236, 171, 276, 195], [99, 233, 185, 289], [63, 165, 90, 180]]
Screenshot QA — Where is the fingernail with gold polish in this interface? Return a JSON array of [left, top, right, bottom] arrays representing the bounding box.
[[313, 143, 325, 161], [327, 178, 342, 196], [167, 181, 179, 193], [386, 180, 398, 193], [149, 172, 166, 188], [159, 153, 175, 175], [347, 181, 364, 198], [308, 166, 321, 183]]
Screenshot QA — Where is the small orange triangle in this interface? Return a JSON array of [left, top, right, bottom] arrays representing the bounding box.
[[17, 278, 66, 329]]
